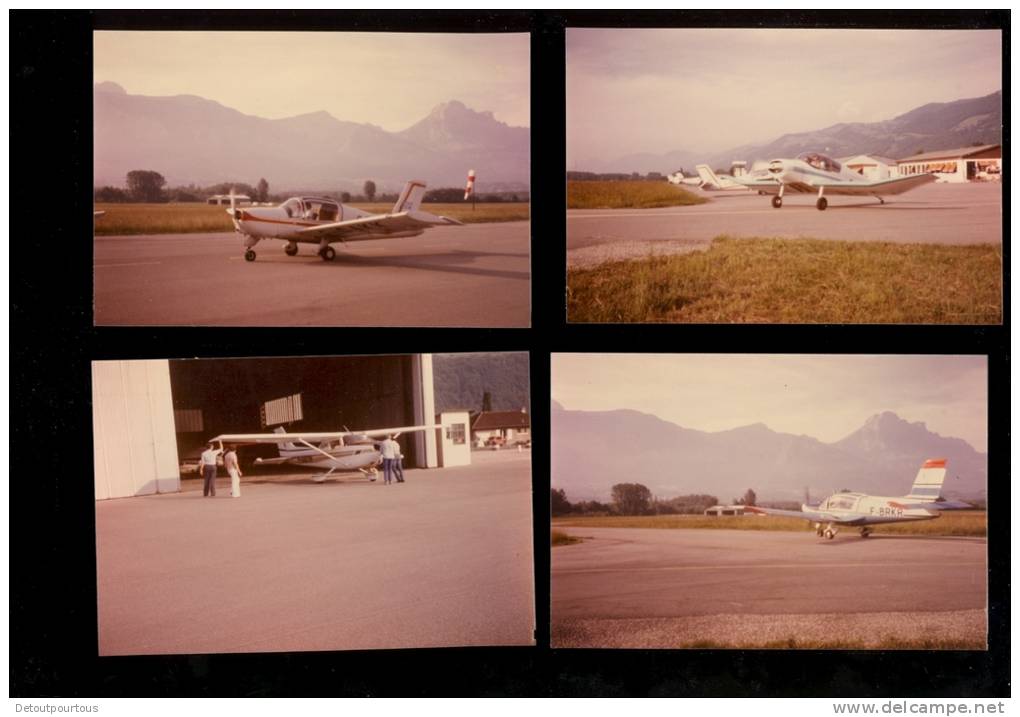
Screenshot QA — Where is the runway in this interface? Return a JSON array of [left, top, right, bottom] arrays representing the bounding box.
[[567, 183, 1002, 268], [96, 451, 535, 655], [552, 527, 987, 648], [94, 221, 530, 326]]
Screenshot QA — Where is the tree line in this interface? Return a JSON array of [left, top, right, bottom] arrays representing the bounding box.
[[567, 171, 669, 182], [552, 484, 760, 517], [95, 170, 527, 204]]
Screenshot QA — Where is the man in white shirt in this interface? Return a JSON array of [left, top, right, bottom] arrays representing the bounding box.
[[379, 435, 400, 485], [200, 442, 223, 497], [224, 445, 243, 498]]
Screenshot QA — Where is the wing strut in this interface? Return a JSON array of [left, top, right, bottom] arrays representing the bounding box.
[[298, 438, 343, 482]]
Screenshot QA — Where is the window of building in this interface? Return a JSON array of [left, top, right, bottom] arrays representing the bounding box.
[[261, 393, 303, 427], [446, 423, 466, 445]]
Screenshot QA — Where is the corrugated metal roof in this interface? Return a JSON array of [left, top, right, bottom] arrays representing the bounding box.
[[896, 144, 1000, 163]]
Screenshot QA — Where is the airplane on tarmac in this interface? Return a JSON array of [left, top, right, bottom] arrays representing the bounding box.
[[732, 152, 936, 210], [209, 423, 440, 482], [667, 168, 705, 187], [744, 458, 972, 539], [226, 180, 462, 262], [694, 164, 754, 191]]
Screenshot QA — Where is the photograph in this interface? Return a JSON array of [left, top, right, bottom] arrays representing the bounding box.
[[93, 31, 531, 327], [93, 352, 534, 655], [566, 28, 1003, 324], [551, 354, 988, 649]]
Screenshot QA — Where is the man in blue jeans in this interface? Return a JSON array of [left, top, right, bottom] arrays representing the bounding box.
[[380, 434, 399, 485], [200, 442, 222, 496]]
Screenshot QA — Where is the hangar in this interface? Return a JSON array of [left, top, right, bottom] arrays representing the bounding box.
[[92, 355, 465, 500], [840, 154, 898, 180], [896, 144, 1002, 183]]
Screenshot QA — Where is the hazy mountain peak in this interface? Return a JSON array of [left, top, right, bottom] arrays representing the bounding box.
[[551, 399, 565, 412], [95, 81, 126, 94]]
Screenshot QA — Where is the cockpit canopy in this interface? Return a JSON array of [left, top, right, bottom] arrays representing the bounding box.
[[797, 153, 841, 173], [281, 197, 340, 221]]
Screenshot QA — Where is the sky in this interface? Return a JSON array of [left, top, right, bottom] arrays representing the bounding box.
[[551, 354, 987, 452], [94, 31, 530, 130], [567, 28, 1002, 167]]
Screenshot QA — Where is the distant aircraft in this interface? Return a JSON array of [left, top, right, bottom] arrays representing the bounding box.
[[694, 164, 752, 191], [744, 458, 972, 539], [667, 169, 704, 187], [209, 424, 440, 482], [226, 181, 462, 262], [733, 152, 936, 210]]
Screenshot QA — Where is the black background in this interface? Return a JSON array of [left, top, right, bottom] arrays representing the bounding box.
[[10, 9, 1009, 697]]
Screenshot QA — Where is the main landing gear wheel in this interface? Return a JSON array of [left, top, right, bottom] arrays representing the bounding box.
[[816, 197, 828, 211], [244, 249, 257, 262], [771, 195, 783, 209], [285, 244, 298, 256], [319, 246, 336, 262], [824, 528, 836, 540]]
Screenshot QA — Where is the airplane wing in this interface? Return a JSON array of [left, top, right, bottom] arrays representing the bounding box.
[[291, 211, 462, 244], [210, 424, 440, 445], [802, 173, 937, 196], [743, 505, 866, 525]]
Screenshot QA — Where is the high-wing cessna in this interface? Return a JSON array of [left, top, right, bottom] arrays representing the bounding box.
[[733, 153, 936, 210], [209, 424, 439, 482], [744, 458, 971, 539], [226, 180, 462, 262]]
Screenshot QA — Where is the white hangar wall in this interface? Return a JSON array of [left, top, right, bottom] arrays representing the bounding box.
[[93, 360, 181, 500]]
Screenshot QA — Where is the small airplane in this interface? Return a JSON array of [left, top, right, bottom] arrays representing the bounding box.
[[209, 423, 440, 482], [744, 458, 972, 539], [667, 169, 705, 187], [733, 152, 936, 210], [694, 164, 753, 192], [226, 180, 462, 262]]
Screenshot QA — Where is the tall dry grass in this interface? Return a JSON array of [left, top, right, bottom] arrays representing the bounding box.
[[567, 181, 708, 209]]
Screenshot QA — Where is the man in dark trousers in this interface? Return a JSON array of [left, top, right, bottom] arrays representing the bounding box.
[[199, 441, 222, 497]]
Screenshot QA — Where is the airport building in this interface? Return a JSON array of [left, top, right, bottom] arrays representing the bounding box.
[[471, 409, 531, 447], [92, 355, 469, 500], [840, 154, 898, 180], [207, 194, 252, 205], [896, 144, 1002, 183], [704, 505, 747, 516]]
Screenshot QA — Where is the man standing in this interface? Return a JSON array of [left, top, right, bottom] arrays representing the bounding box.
[[224, 445, 243, 498], [380, 434, 400, 485], [393, 447, 406, 483], [200, 442, 222, 497]]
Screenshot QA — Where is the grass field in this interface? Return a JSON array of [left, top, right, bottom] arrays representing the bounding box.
[[94, 201, 529, 235], [567, 236, 1002, 324], [551, 529, 583, 547], [567, 181, 708, 209], [552, 511, 987, 537]]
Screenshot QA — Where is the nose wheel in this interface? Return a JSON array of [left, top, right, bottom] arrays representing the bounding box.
[[244, 249, 257, 262], [771, 196, 783, 209], [816, 197, 828, 211], [285, 243, 298, 257]]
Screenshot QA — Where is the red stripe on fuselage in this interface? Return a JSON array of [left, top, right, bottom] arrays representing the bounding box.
[[240, 212, 319, 228]]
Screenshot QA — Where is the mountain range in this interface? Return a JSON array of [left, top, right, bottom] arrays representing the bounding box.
[[603, 90, 1002, 174], [551, 403, 986, 503], [94, 82, 529, 192], [433, 353, 530, 415]]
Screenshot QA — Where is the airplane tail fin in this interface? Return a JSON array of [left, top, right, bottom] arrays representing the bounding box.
[[695, 164, 722, 189], [273, 426, 300, 452], [906, 458, 948, 501], [392, 180, 428, 214]]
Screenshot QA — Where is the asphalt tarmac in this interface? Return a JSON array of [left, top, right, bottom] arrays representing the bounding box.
[[567, 183, 1002, 267], [552, 527, 987, 648], [96, 451, 535, 655], [94, 221, 530, 326]]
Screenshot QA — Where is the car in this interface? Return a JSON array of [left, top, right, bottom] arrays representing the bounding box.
[[485, 436, 506, 449]]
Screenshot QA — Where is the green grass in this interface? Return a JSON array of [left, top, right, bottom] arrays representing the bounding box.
[[94, 201, 528, 235], [685, 637, 985, 650], [551, 511, 986, 537], [551, 529, 584, 547], [567, 236, 1002, 324], [567, 181, 708, 209]]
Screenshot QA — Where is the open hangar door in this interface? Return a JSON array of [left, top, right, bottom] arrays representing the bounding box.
[[168, 355, 430, 470]]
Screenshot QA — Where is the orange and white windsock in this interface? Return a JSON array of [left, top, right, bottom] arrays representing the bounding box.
[[464, 169, 476, 200]]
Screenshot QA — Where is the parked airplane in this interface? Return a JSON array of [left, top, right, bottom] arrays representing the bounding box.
[[694, 164, 752, 191], [733, 152, 936, 210], [667, 168, 704, 187], [226, 181, 462, 262], [744, 458, 971, 539], [209, 423, 440, 482]]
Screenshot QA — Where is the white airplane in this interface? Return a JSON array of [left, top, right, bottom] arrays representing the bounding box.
[[209, 423, 439, 482], [694, 164, 753, 192], [667, 169, 704, 187], [733, 152, 936, 210], [226, 181, 462, 262], [744, 458, 972, 539]]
